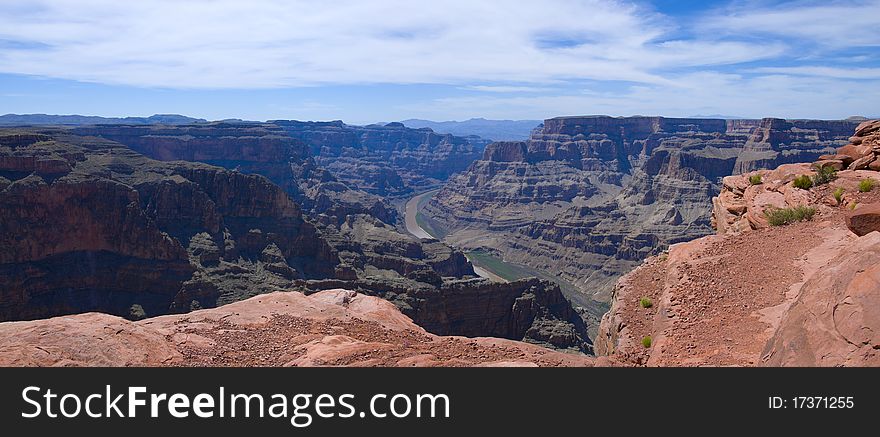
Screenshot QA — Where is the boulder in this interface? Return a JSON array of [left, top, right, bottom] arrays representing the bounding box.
[[838, 144, 873, 162], [845, 203, 880, 236], [813, 159, 844, 171], [854, 120, 880, 137], [818, 154, 854, 166], [850, 154, 876, 170]]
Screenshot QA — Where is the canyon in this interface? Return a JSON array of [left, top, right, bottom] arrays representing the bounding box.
[[423, 116, 861, 334], [1, 114, 877, 367]]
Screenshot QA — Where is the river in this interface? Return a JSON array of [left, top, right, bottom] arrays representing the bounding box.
[[403, 190, 506, 282], [403, 190, 437, 240]]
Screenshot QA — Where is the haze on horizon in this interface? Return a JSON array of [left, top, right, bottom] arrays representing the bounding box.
[[0, 0, 878, 124]]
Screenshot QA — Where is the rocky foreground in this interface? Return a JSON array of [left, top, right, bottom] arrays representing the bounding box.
[[0, 290, 593, 367], [596, 121, 880, 366]]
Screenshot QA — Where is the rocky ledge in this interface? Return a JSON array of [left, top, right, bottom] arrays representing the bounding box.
[[0, 290, 594, 367]]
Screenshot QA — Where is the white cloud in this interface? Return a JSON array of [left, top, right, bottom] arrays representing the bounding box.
[[701, 1, 880, 48], [394, 71, 880, 120], [461, 85, 557, 93], [0, 0, 785, 88], [748, 66, 880, 80]]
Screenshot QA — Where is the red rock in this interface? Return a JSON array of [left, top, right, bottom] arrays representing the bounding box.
[[855, 120, 880, 137], [845, 203, 880, 236], [0, 291, 595, 367], [849, 154, 876, 170], [764, 232, 880, 366], [838, 144, 873, 162], [818, 153, 854, 166], [813, 159, 844, 171]]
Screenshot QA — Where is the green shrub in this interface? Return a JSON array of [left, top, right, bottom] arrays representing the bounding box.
[[641, 336, 653, 348], [765, 206, 817, 226], [849, 202, 858, 210], [833, 187, 845, 204], [128, 304, 146, 321], [749, 174, 763, 185], [792, 175, 813, 190], [639, 297, 653, 309], [859, 179, 876, 193], [812, 166, 838, 186]]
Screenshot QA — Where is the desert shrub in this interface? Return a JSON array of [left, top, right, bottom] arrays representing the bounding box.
[[749, 174, 763, 185], [640, 297, 653, 309], [128, 304, 146, 321], [792, 175, 813, 190], [859, 179, 876, 193], [812, 166, 838, 186], [765, 206, 817, 226], [833, 187, 845, 204], [849, 202, 859, 211], [642, 336, 653, 348]]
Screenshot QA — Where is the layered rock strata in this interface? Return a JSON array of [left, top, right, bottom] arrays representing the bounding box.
[[273, 120, 487, 197]]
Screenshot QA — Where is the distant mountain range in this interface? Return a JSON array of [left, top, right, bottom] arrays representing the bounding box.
[[399, 118, 542, 141], [0, 113, 207, 126]]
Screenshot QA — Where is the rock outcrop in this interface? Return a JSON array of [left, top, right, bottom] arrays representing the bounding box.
[[813, 119, 880, 172], [425, 116, 859, 333], [598, 131, 880, 366], [0, 290, 594, 367]]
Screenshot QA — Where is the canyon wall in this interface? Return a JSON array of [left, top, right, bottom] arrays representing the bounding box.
[[0, 130, 335, 320], [273, 120, 487, 197]]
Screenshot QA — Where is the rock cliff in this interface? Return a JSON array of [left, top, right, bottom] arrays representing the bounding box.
[[69, 123, 398, 223], [425, 116, 859, 333], [273, 120, 487, 197], [0, 129, 335, 321]]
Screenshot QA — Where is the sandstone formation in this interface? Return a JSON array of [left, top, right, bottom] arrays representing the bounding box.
[[0, 290, 594, 367], [598, 141, 880, 366], [813, 119, 880, 172], [425, 116, 859, 334]]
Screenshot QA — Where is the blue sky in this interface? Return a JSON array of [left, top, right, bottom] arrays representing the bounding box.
[[0, 0, 878, 124]]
